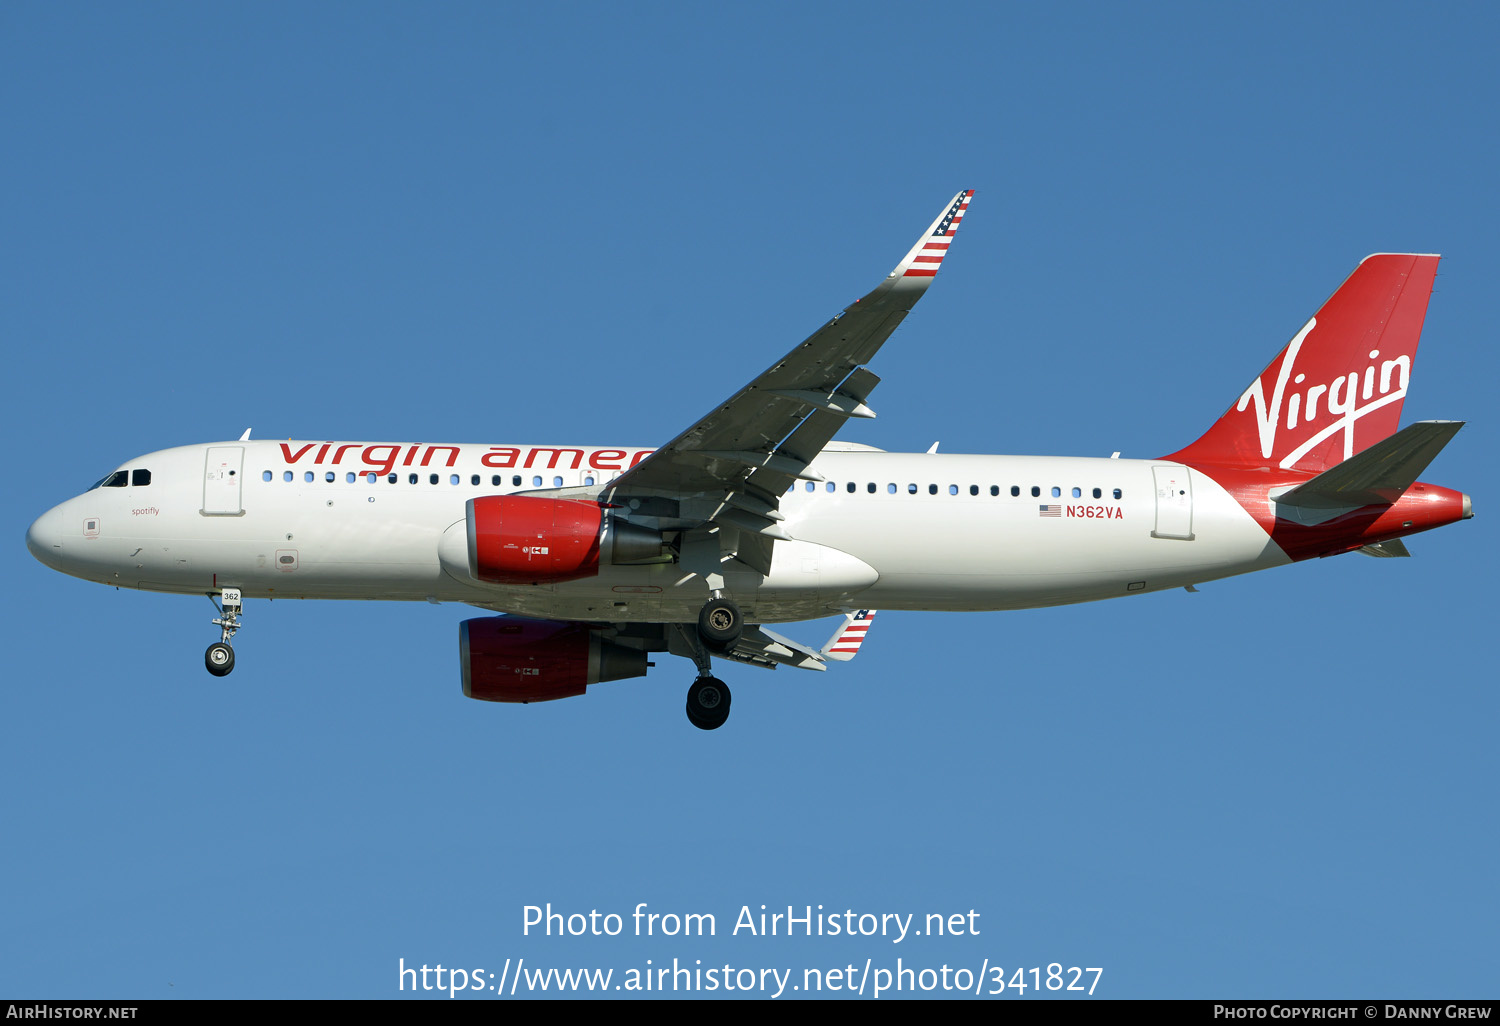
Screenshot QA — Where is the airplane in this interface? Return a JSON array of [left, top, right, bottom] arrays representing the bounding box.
[[25, 190, 1472, 730]]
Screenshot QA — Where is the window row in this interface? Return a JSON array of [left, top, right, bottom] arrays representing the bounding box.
[[255, 469, 1122, 500], [260, 470, 600, 487], [790, 481, 1125, 499]]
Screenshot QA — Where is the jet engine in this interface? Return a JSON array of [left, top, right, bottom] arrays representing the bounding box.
[[459, 617, 649, 703], [461, 495, 666, 585]]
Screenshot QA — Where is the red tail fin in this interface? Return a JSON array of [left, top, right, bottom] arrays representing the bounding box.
[[1167, 254, 1439, 473]]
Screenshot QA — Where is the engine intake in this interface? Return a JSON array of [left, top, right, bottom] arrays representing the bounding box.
[[460, 617, 648, 703]]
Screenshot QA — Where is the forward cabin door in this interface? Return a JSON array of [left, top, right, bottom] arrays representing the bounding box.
[[1150, 465, 1194, 540], [202, 446, 245, 516]]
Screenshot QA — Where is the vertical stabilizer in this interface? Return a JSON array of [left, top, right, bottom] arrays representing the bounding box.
[[1167, 254, 1439, 473]]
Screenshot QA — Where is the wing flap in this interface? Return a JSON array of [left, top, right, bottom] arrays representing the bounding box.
[[720, 624, 829, 671]]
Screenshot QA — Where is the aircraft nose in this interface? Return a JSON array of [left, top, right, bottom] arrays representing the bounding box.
[[26, 504, 68, 570]]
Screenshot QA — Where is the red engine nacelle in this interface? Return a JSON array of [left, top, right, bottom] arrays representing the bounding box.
[[467, 495, 605, 584], [459, 617, 649, 703], [463, 494, 668, 585]]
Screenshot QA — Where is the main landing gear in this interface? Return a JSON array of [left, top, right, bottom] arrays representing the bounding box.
[[205, 587, 242, 677], [697, 596, 742, 652], [686, 676, 731, 731], [677, 596, 742, 730]]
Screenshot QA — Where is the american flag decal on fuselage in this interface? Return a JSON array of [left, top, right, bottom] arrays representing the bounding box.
[[902, 190, 972, 278], [1039, 504, 1061, 517]]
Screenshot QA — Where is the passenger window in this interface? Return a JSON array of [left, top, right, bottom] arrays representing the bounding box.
[[262, 470, 272, 482], [949, 485, 959, 495], [325, 472, 336, 483], [585, 476, 595, 486], [1093, 488, 1102, 499], [430, 474, 439, 485], [409, 473, 419, 484], [344, 472, 355, 483], [451, 475, 460, 485], [1031, 486, 1040, 498], [1114, 488, 1123, 500], [389, 474, 398, 484], [1010, 486, 1020, 497], [991, 486, 1000, 496], [887, 484, 897, 494], [1072, 487, 1081, 498], [513, 476, 522, 487], [492, 475, 502, 486], [867, 482, 876, 493], [846, 482, 856, 493], [366, 472, 378, 483], [805, 481, 816, 492], [471, 474, 481, 486], [305, 472, 315, 483], [553, 476, 563, 487], [284, 471, 294, 482], [532, 476, 543, 487], [1051, 487, 1061, 497], [907, 483, 918, 494], [928, 484, 938, 495], [826, 482, 837, 493], [969, 485, 978, 496]]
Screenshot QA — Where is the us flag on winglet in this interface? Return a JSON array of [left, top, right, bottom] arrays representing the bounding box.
[[1039, 505, 1061, 517], [903, 190, 972, 277], [828, 610, 876, 656]]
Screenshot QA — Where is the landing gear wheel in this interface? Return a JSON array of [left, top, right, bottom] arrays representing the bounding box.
[[205, 642, 235, 677], [686, 676, 731, 730], [697, 598, 742, 652]]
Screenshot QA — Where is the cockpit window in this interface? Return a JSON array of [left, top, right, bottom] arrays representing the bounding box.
[[94, 471, 129, 489], [132, 469, 151, 486]]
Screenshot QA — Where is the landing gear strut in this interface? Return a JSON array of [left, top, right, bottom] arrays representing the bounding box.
[[205, 587, 242, 677]]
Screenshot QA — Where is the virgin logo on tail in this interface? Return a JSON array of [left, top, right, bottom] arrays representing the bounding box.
[[1168, 253, 1438, 474], [1236, 316, 1411, 470]]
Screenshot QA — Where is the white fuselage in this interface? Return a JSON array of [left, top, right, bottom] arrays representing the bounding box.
[[26, 439, 1288, 623]]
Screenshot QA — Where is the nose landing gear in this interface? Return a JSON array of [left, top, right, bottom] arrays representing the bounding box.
[[205, 641, 235, 675], [205, 588, 242, 677]]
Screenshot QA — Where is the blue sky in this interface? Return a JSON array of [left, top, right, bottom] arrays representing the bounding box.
[[3, 1, 1495, 999]]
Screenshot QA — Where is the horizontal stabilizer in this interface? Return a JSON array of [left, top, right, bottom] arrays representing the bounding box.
[[1276, 421, 1464, 509], [1359, 539, 1411, 557]]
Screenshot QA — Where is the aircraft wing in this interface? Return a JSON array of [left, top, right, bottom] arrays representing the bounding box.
[[601, 190, 974, 564]]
